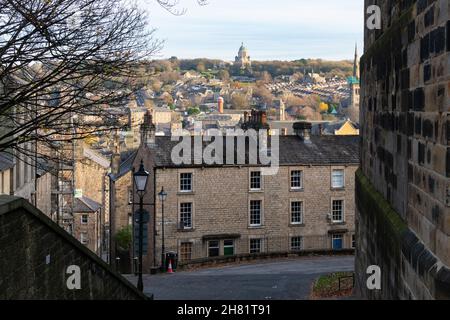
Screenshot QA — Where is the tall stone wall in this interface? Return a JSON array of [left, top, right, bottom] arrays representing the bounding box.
[[357, 0, 450, 299], [0, 196, 146, 300]]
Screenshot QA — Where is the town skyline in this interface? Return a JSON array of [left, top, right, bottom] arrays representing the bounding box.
[[141, 0, 364, 61]]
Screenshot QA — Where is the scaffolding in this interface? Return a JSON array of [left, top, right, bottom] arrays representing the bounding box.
[[51, 116, 76, 234]]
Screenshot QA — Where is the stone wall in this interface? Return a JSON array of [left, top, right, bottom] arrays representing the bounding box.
[[357, 0, 450, 299], [0, 196, 146, 300]]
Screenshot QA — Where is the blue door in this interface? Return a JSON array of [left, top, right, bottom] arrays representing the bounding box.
[[332, 235, 343, 250]]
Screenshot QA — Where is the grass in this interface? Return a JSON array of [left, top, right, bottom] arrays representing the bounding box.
[[311, 272, 354, 299]]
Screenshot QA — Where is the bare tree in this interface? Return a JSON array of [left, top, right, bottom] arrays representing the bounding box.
[[156, 0, 208, 15], [0, 0, 163, 164]]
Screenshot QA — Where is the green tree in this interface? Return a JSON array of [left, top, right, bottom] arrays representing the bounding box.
[[115, 226, 132, 251]]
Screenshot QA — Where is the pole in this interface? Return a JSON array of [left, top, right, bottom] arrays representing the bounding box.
[[161, 198, 165, 271], [137, 195, 144, 292]]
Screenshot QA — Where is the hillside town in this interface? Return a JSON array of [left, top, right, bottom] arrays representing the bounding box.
[[1, 0, 448, 303]]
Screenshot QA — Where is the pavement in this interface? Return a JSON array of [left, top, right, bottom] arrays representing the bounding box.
[[125, 255, 355, 300]]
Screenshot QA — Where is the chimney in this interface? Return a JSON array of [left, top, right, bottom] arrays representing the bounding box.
[[111, 130, 121, 175], [293, 122, 312, 143], [140, 111, 156, 147], [261, 112, 267, 126], [244, 111, 249, 123]]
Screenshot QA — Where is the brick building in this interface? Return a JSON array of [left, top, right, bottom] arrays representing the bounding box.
[[356, 0, 450, 299]]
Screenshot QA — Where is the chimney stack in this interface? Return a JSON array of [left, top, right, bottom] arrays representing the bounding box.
[[140, 111, 156, 147], [111, 130, 121, 175], [293, 122, 312, 143]]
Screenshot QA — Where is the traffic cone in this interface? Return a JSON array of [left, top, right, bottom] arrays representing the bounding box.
[[167, 259, 174, 274]]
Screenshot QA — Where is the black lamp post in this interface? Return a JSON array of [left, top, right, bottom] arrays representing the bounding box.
[[133, 160, 149, 292], [158, 187, 168, 270]]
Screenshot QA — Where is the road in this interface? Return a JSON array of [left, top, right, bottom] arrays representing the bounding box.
[[126, 255, 355, 300]]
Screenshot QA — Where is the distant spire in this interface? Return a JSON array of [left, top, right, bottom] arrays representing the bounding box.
[[353, 42, 360, 79]]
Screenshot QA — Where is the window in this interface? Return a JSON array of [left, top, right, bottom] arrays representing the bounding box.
[[332, 234, 343, 250], [331, 170, 345, 189], [291, 201, 303, 224], [249, 200, 262, 226], [180, 242, 192, 261], [352, 234, 356, 248], [180, 173, 193, 192], [208, 240, 220, 257], [250, 239, 262, 254], [290, 170, 303, 189], [179, 202, 193, 229], [250, 171, 261, 190], [224, 240, 234, 256], [332, 200, 344, 223], [128, 213, 132, 226], [81, 215, 88, 224], [80, 232, 88, 245], [128, 189, 133, 204], [291, 237, 303, 251]]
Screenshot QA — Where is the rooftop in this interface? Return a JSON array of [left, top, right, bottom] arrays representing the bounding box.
[[151, 135, 359, 168]]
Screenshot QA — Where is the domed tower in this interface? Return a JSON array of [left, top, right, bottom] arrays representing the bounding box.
[[235, 42, 251, 70]]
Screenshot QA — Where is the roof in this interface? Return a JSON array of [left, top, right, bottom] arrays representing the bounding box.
[[347, 76, 360, 85], [152, 135, 359, 168], [110, 150, 138, 180], [73, 196, 102, 213], [312, 120, 359, 135], [0, 152, 14, 171]]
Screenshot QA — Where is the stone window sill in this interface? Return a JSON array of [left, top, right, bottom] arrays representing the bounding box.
[[289, 223, 305, 227]]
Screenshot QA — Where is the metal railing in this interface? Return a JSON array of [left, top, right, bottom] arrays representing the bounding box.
[[159, 234, 354, 264]]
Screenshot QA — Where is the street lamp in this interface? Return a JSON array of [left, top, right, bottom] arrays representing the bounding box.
[[158, 187, 168, 271], [133, 160, 149, 292]]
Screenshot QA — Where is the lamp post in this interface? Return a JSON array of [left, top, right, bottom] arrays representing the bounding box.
[[133, 160, 149, 292], [158, 187, 168, 270]]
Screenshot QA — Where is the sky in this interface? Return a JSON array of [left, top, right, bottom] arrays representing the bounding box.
[[139, 0, 364, 61]]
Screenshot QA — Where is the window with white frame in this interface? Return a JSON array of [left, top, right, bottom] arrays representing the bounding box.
[[128, 189, 133, 204], [250, 238, 262, 254], [291, 236, 303, 251], [250, 171, 261, 190], [290, 170, 303, 189], [180, 202, 193, 229], [80, 232, 88, 244], [331, 169, 345, 189], [81, 214, 88, 224], [291, 201, 303, 224], [332, 200, 344, 223], [249, 200, 262, 226], [180, 173, 193, 192], [208, 240, 220, 257]]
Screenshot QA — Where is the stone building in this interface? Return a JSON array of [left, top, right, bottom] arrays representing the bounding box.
[[356, 0, 450, 299], [110, 114, 359, 270], [73, 195, 102, 254]]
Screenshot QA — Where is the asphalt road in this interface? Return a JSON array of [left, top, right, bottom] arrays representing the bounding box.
[[126, 255, 355, 300]]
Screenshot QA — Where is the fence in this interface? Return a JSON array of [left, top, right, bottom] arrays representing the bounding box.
[[158, 234, 354, 266]]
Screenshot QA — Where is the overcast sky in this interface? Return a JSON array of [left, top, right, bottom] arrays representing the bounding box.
[[139, 0, 364, 61]]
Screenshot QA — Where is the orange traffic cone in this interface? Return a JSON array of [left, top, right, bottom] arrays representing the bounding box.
[[167, 259, 174, 274]]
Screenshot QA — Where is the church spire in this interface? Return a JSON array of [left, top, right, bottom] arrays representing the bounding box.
[[353, 42, 360, 79]]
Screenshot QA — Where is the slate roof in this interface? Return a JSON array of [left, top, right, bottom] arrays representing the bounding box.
[[0, 152, 14, 171], [110, 150, 137, 180], [73, 196, 102, 213], [152, 135, 359, 168]]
